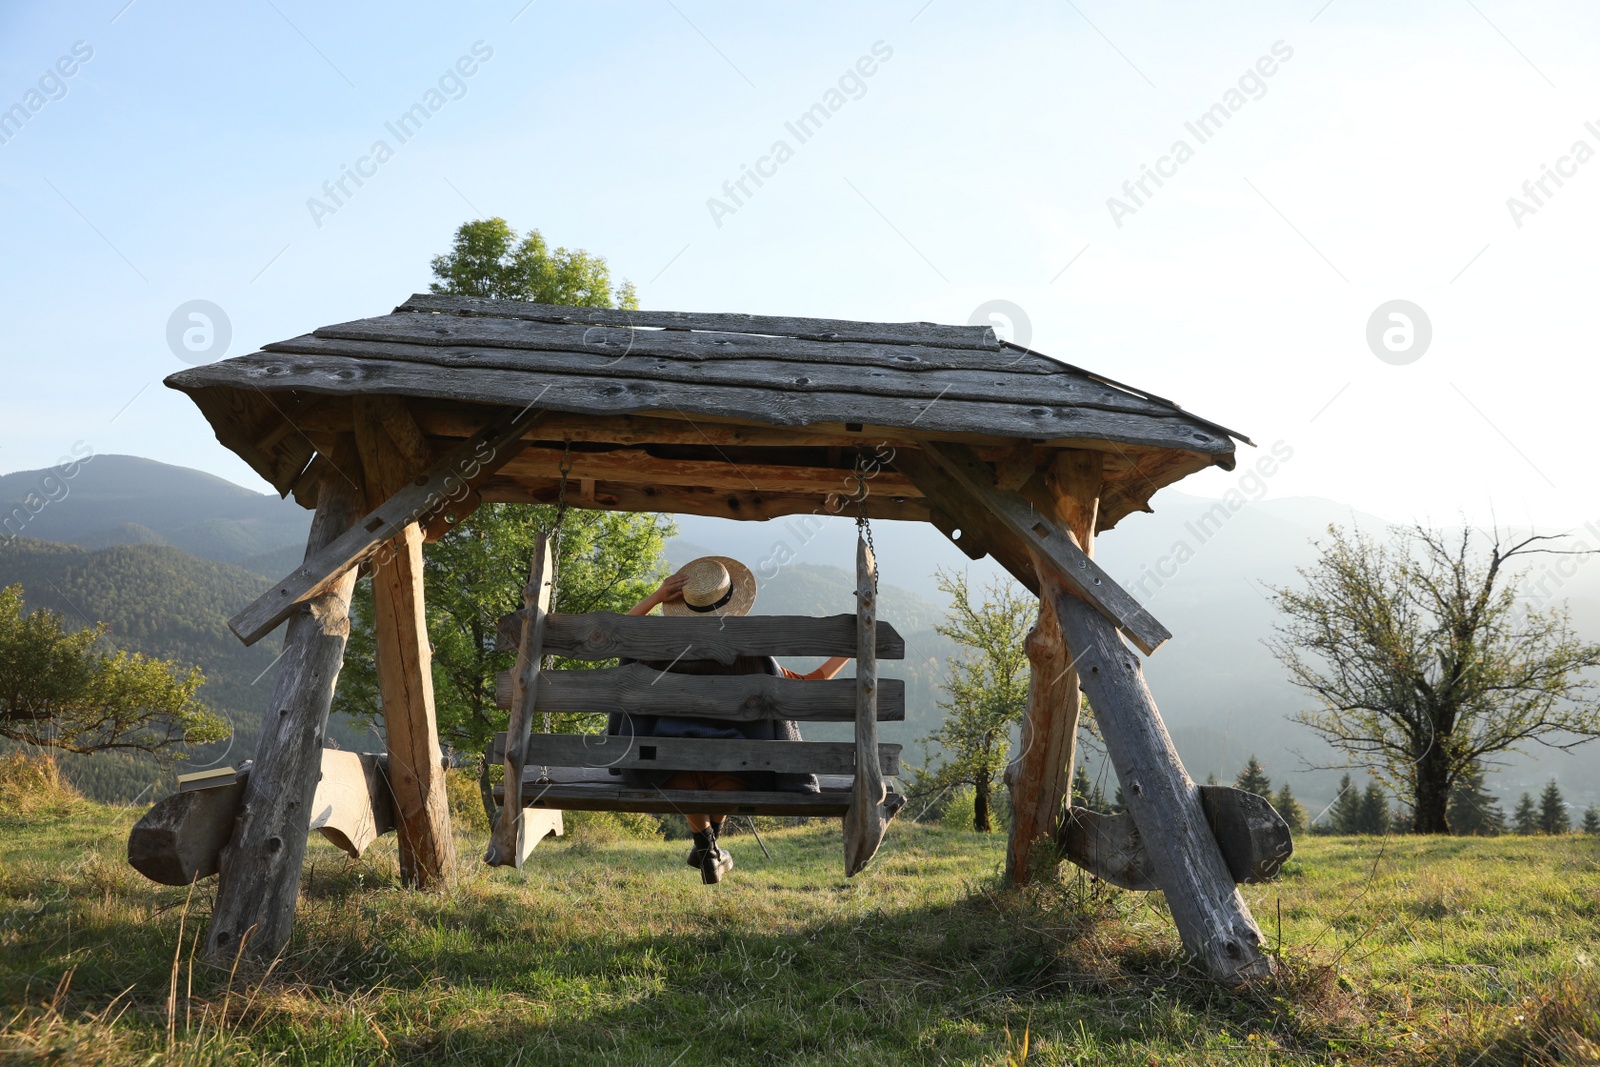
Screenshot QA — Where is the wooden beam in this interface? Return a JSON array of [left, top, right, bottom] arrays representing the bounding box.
[[204, 440, 365, 963], [228, 407, 544, 646], [477, 477, 931, 524], [355, 397, 456, 890], [491, 611, 907, 661], [489, 732, 902, 776], [486, 536, 554, 870], [1006, 451, 1100, 887], [1044, 572, 1274, 983], [918, 441, 1170, 654], [894, 452, 1039, 593], [499, 446, 922, 498], [492, 664, 905, 721], [1058, 787, 1295, 891], [844, 537, 890, 877]]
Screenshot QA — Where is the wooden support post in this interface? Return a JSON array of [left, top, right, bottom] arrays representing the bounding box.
[[355, 397, 456, 889], [204, 440, 364, 963], [843, 535, 889, 876], [1043, 572, 1275, 983], [486, 535, 554, 868], [1006, 452, 1101, 885]]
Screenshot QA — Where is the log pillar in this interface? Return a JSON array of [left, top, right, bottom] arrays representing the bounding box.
[[1006, 451, 1099, 886], [355, 397, 456, 889], [204, 440, 365, 963], [1044, 571, 1275, 983]]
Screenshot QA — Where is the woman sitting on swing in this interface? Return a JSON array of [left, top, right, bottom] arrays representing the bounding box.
[[613, 556, 849, 885]]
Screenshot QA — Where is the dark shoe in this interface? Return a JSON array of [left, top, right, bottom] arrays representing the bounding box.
[[687, 828, 715, 869], [700, 843, 734, 884]]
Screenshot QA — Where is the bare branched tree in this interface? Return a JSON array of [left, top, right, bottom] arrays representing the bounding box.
[[1269, 523, 1600, 833]]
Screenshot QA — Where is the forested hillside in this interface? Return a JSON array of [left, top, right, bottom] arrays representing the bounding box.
[[0, 454, 308, 568], [0, 538, 365, 801]]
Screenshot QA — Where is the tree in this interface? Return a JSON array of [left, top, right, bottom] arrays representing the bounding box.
[[429, 217, 639, 309], [1273, 781, 1307, 835], [1270, 524, 1600, 834], [335, 504, 673, 821], [1329, 773, 1364, 833], [0, 584, 225, 760], [1358, 781, 1391, 835], [1447, 761, 1506, 836], [1513, 793, 1538, 835], [1538, 779, 1570, 835], [919, 570, 1033, 832], [332, 219, 671, 821], [1582, 808, 1600, 835], [1072, 764, 1109, 815], [1235, 754, 1272, 797]]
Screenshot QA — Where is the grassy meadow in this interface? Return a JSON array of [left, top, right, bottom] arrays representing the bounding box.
[[2, 777, 1598, 1065]]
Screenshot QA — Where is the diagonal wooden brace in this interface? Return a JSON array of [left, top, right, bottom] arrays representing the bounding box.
[[916, 441, 1170, 655], [229, 407, 546, 646]]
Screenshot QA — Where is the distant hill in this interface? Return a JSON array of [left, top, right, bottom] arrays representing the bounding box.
[[0, 538, 366, 801], [0, 454, 309, 569]]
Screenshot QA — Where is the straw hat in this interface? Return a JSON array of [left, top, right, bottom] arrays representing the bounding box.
[[662, 556, 758, 618]]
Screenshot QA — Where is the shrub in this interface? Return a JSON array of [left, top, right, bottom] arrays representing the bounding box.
[[0, 751, 83, 819], [940, 787, 976, 831], [444, 766, 489, 833]]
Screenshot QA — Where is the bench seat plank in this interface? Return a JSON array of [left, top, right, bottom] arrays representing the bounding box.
[[491, 732, 901, 776], [493, 778, 906, 818]]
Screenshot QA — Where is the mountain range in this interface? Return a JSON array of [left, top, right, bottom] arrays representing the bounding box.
[[3, 454, 1595, 815]]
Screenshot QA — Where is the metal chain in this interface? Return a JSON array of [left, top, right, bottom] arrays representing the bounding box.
[[852, 451, 878, 595]]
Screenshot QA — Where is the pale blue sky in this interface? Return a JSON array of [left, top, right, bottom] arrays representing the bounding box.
[[4, 1, 1597, 527]]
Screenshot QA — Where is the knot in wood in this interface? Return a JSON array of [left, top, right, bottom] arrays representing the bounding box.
[[266, 835, 283, 853]]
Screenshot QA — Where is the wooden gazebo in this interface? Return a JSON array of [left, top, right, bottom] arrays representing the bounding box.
[[160, 294, 1284, 983]]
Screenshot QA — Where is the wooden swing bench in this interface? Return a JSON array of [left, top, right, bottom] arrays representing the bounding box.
[[483, 536, 904, 875]]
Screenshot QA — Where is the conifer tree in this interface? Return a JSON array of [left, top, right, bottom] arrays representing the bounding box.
[[1582, 808, 1600, 835], [1330, 773, 1364, 834], [1447, 761, 1506, 836], [1235, 754, 1272, 797], [1273, 781, 1307, 834], [1538, 779, 1570, 835], [1358, 781, 1391, 834], [1513, 792, 1538, 835], [1072, 764, 1109, 814]]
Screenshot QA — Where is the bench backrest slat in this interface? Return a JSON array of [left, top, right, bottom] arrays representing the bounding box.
[[494, 663, 905, 722], [495, 611, 907, 662]]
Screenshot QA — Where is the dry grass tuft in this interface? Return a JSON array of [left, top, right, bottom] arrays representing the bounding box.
[[0, 751, 84, 820]]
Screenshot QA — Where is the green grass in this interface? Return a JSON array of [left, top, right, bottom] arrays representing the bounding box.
[[2, 803, 1598, 1065]]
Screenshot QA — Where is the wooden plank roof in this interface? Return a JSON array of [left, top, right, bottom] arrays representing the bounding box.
[[163, 294, 1250, 532]]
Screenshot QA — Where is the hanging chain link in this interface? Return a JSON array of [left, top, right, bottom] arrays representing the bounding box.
[[852, 450, 878, 595]]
